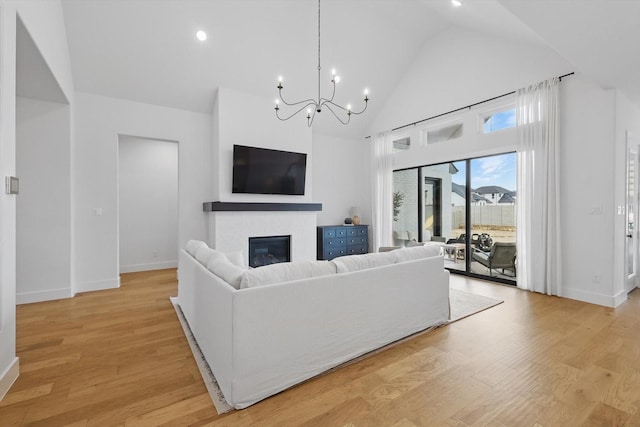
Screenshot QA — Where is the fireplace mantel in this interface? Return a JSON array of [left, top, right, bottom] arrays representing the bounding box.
[[203, 201, 322, 212]]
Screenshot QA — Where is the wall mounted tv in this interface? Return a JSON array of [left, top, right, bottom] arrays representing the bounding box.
[[232, 144, 307, 195]]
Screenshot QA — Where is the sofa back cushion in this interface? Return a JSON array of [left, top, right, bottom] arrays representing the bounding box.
[[393, 245, 441, 263], [240, 260, 337, 289], [206, 256, 246, 290], [186, 240, 209, 257], [332, 251, 397, 274], [195, 247, 226, 266]]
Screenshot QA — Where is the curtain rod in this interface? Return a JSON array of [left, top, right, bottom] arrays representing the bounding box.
[[364, 72, 575, 140]]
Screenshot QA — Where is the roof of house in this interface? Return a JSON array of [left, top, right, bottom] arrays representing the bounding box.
[[498, 193, 516, 203], [474, 185, 512, 195]]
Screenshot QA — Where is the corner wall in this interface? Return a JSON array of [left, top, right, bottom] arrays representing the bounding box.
[[73, 93, 211, 293], [16, 97, 72, 303], [312, 133, 371, 228], [0, 0, 74, 400], [558, 77, 617, 306]]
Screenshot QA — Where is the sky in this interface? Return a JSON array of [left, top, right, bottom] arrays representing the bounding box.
[[451, 152, 517, 192]]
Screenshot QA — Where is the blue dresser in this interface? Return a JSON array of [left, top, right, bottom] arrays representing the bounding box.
[[317, 225, 369, 260]]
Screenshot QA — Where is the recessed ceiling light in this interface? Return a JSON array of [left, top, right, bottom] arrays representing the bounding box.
[[451, 0, 463, 7], [196, 30, 207, 41]]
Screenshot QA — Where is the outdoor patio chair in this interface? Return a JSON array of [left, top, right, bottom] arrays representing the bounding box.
[[471, 242, 516, 277]]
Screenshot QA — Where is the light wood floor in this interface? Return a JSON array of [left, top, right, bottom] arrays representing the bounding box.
[[1, 269, 639, 426]]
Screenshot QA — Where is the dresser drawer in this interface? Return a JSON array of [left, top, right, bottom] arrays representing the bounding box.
[[334, 228, 348, 238], [322, 228, 337, 239], [324, 247, 346, 260], [347, 236, 367, 246], [347, 245, 367, 255], [326, 237, 346, 248]]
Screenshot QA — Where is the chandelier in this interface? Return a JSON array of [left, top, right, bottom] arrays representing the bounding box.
[[274, 0, 369, 127]]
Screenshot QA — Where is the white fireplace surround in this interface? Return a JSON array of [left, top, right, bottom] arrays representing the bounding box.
[[207, 211, 317, 265]]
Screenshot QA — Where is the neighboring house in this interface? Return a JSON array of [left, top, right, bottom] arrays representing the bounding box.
[[452, 183, 504, 206], [498, 192, 516, 205], [474, 186, 512, 205]]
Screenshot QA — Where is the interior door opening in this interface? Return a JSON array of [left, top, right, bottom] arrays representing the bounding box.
[[118, 135, 179, 274]]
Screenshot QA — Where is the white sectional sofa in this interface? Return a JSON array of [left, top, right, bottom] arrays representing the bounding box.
[[175, 241, 450, 409]]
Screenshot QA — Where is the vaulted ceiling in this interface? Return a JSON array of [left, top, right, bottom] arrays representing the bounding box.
[[60, 0, 640, 138]]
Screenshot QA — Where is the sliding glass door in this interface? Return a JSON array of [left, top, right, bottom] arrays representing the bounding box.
[[393, 152, 517, 284]]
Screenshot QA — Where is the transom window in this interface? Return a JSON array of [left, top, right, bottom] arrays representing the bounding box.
[[423, 122, 463, 145], [393, 137, 411, 152], [482, 108, 516, 133]]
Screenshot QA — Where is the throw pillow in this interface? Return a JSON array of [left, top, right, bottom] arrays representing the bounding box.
[[332, 251, 397, 274], [240, 260, 337, 289], [406, 241, 426, 247], [185, 240, 208, 257], [393, 245, 441, 263], [195, 247, 226, 266], [224, 250, 246, 268], [206, 257, 246, 290]]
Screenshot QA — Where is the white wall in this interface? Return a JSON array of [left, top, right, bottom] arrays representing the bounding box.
[[312, 133, 371, 227], [74, 93, 211, 292], [215, 87, 312, 203], [16, 97, 72, 303], [0, 0, 74, 400], [118, 136, 178, 273], [558, 77, 616, 306], [369, 26, 572, 136]]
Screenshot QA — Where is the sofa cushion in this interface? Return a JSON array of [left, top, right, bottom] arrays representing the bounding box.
[[224, 250, 246, 268], [186, 240, 208, 257], [332, 251, 397, 274], [393, 245, 442, 263], [240, 260, 337, 289], [206, 257, 246, 289], [195, 247, 226, 266]]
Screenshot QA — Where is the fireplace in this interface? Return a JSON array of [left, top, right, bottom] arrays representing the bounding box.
[[248, 235, 291, 268]]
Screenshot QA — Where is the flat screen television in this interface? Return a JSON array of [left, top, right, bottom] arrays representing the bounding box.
[[232, 145, 307, 195]]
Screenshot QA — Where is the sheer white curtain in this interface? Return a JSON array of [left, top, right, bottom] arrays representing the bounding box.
[[371, 131, 394, 251], [516, 77, 561, 294]]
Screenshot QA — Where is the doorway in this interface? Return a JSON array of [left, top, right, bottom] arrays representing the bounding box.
[[625, 131, 640, 291], [118, 135, 178, 273], [393, 152, 517, 285]]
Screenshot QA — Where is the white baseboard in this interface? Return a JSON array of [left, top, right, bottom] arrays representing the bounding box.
[[0, 357, 19, 401], [17, 288, 73, 305], [560, 287, 619, 308], [75, 277, 120, 294], [614, 289, 629, 307], [120, 260, 177, 274]]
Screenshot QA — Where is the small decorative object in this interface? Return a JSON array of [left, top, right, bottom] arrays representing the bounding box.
[[344, 217, 353, 225], [350, 206, 361, 225]]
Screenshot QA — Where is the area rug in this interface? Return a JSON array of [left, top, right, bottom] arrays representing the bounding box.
[[448, 288, 503, 323], [170, 297, 234, 414], [171, 288, 503, 414]]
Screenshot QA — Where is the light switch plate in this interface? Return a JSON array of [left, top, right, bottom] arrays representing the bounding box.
[[5, 176, 18, 194]]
